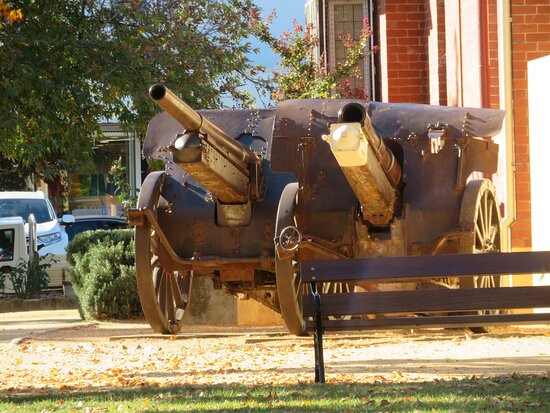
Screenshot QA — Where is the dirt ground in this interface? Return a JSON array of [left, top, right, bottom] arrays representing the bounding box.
[[1, 310, 549, 393]]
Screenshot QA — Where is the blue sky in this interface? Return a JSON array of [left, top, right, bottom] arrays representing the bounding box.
[[251, 1, 306, 70], [245, 1, 306, 107]]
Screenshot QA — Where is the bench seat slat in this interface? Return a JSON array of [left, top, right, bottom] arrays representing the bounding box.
[[305, 312, 550, 332], [300, 251, 550, 283], [301, 286, 550, 317]]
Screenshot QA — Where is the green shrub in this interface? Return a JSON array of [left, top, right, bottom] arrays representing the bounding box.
[[66, 229, 142, 319], [6, 257, 51, 298]]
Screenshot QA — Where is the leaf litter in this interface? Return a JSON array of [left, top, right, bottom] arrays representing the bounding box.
[[1, 323, 549, 394]]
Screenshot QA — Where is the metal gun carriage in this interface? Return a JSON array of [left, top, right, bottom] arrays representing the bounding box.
[[129, 84, 548, 337]]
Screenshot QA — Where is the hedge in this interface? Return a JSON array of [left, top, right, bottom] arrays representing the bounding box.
[[66, 229, 142, 319]]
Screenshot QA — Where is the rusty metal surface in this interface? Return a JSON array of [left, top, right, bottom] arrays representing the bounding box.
[[272, 99, 504, 141], [220, 263, 255, 283], [269, 99, 504, 251], [155, 173, 293, 261], [144, 109, 276, 163], [141, 97, 506, 264], [175, 144, 250, 204], [341, 162, 395, 225], [127, 209, 144, 227]]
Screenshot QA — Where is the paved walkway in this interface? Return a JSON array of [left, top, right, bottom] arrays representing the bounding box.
[[0, 309, 86, 343]]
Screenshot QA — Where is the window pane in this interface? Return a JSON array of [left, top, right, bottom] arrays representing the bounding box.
[[0, 199, 53, 224], [331, 2, 367, 93], [0, 229, 14, 262]]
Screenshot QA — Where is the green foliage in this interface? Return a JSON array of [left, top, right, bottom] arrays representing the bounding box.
[[5, 256, 50, 298], [252, 12, 373, 101], [0, 155, 31, 191], [109, 158, 137, 216], [66, 229, 140, 319], [0, 0, 268, 181]]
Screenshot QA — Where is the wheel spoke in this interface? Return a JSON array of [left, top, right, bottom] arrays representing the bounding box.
[[157, 269, 167, 314], [165, 276, 176, 325], [483, 191, 489, 239], [150, 232, 158, 250], [176, 273, 191, 305], [474, 222, 484, 248], [480, 276, 487, 288], [479, 212, 487, 242], [489, 225, 498, 245], [151, 254, 159, 268], [171, 273, 187, 310], [487, 196, 494, 229], [153, 266, 162, 296]]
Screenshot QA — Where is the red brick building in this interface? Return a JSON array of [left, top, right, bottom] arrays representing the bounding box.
[[306, 0, 550, 259]]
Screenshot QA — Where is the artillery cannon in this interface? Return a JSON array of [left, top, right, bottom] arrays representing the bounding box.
[[130, 84, 517, 335]]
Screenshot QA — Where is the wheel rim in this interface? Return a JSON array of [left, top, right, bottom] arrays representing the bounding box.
[[135, 172, 192, 334], [275, 183, 307, 336]]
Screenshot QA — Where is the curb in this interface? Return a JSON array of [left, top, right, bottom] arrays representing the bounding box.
[[0, 296, 77, 313]]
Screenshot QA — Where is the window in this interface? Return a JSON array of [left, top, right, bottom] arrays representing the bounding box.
[[0, 229, 14, 262], [328, 0, 373, 98]]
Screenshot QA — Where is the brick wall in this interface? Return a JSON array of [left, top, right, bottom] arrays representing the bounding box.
[[509, 0, 550, 249], [377, 0, 549, 250], [378, 0, 429, 103], [487, 0, 500, 109]]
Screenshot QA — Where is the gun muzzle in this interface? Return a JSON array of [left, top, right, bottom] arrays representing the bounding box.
[[337, 103, 401, 187], [149, 84, 255, 171]]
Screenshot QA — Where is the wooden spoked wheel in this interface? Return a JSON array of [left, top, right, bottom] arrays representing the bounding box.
[[459, 179, 502, 331], [135, 172, 192, 334], [274, 183, 307, 336], [459, 179, 502, 289]]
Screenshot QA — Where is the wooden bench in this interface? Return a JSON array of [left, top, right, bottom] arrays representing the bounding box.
[[300, 250, 550, 383]]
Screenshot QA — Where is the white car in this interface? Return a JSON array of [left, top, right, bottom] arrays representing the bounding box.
[[0, 191, 73, 288]]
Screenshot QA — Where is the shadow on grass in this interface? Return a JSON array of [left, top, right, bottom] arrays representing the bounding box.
[[1, 375, 548, 412]]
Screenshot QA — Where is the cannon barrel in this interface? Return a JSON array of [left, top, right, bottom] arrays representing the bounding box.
[[149, 84, 256, 174], [323, 102, 402, 225], [338, 102, 401, 187], [149, 84, 262, 205]]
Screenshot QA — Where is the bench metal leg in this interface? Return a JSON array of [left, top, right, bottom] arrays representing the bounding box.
[[311, 282, 325, 383]]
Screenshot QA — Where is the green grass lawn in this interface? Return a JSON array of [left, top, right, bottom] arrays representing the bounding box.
[[1, 375, 548, 412]]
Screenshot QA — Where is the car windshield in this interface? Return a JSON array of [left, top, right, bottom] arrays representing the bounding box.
[[0, 199, 54, 224]]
